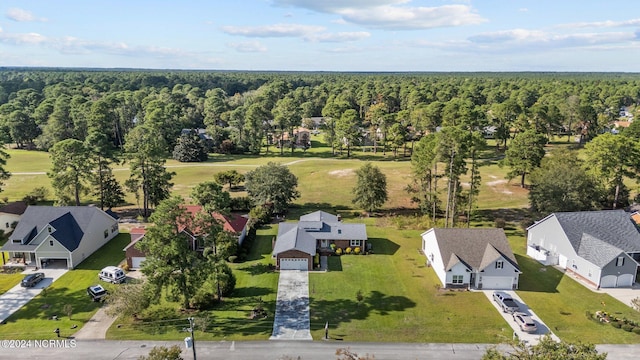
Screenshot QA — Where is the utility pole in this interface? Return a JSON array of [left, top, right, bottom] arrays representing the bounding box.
[[188, 317, 197, 360]]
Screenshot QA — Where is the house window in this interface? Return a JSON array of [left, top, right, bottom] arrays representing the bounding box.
[[350, 239, 361, 247], [111, 224, 118, 233], [495, 260, 504, 269], [48, 227, 52, 233], [616, 257, 625, 267], [5, 222, 8, 228], [104, 230, 109, 238], [49, 240, 54, 246], [452, 275, 463, 284]]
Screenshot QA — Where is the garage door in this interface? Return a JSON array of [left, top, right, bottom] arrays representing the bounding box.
[[280, 258, 308, 270], [40, 258, 69, 269], [600, 275, 617, 288], [617, 274, 634, 287], [482, 276, 513, 290], [131, 257, 145, 269]]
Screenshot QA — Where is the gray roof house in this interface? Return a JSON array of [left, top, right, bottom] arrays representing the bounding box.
[[272, 211, 367, 271], [526, 210, 640, 288], [1, 206, 119, 269], [421, 228, 520, 290]]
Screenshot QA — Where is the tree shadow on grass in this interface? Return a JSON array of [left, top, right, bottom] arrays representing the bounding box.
[[239, 263, 274, 276], [232, 286, 274, 299], [327, 256, 342, 271], [516, 254, 562, 293], [310, 290, 416, 330], [368, 237, 400, 255]]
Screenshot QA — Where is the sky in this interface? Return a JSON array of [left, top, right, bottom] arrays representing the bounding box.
[[1, 0, 640, 72]]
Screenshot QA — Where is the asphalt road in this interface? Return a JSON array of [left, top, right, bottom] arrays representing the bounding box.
[[2, 340, 637, 360]]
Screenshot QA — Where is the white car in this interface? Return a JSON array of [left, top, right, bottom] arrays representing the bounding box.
[[513, 312, 537, 333]]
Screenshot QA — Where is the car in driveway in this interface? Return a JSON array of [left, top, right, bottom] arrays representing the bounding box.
[[21, 272, 45, 287], [492, 291, 519, 313], [513, 312, 537, 333], [87, 284, 108, 302]]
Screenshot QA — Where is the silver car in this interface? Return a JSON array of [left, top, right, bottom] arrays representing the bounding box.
[[513, 312, 537, 333]]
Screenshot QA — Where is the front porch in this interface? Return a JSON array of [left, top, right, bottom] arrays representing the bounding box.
[[2, 252, 37, 268]]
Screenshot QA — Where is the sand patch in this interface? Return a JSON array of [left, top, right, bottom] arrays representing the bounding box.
[[328, 169, 354, 177], [487, 179, 507, 186]]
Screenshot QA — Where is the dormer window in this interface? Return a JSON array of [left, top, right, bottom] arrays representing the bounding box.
[[495, 260, 504, 269], [48, 227, 52, 233]]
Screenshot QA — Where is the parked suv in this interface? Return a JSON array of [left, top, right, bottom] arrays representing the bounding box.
[[492, 291, 519, 313], [21, 272, 45, 287], [87, 284, 108, 302]]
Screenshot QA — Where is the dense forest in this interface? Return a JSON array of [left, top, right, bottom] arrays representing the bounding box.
[[2, 68, 640, 221]]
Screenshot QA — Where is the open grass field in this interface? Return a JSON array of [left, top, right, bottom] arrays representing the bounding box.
[[0, 233, 131, 340], [0, 272, 23, 295]]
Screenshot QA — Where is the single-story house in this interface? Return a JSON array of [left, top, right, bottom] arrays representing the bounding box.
[[123, 205, 249, 269], [1, 206, 119, 269], [421, 228, 520, 290], [0, 201, 28, 235], [526, 210, 640, 289], [272, 211, 367, 271]]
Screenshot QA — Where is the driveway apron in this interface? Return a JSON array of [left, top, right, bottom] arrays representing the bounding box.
[[0, 268, 68, 323], [482, 290, 560, 345], [270, 270, 312, 340]]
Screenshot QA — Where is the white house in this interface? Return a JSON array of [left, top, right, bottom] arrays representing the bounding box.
[[1, 206, 119, 269], [421, 228, 520, 290], [0, 201, 27, 235], [526, 210, 640, 289]]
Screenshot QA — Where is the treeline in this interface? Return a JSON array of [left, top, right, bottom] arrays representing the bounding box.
[[2, 68, 640, 218]]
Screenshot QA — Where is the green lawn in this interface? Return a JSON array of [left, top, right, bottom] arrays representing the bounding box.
[[0, 233, 131, 339], [0, 272, 23, 294]]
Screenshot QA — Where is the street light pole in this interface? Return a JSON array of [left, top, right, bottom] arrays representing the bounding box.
[[188, 317, 197, 360]]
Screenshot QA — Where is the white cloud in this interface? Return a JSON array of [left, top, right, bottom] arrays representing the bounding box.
[[468, 28, 635, 48], [272, 1, 486, 30], [6, 8, 46, 22], [220, 23, 325, 37], [0, 29, 47, 45], [557, 18, 640, 29], [227, 41, 268, 53], [306, 31, 370, 42], [339, 4, 486, 30]]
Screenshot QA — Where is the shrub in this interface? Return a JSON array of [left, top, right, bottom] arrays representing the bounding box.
[[494, 218, 506, 228], [345, 247, 352, 254], [633, 327, 640, 335], [121, 263, 129, 272], [228, 255, 238, 263], [354, 247, 361, 255], [335, 248, 343, 255], [622, 324, 635, 332], [611, 321, 623, 328]]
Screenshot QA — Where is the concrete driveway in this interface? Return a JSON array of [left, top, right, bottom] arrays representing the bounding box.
[[594, 285, 640, 309], [0, 268, 68, 323], [482, 290, 560, 345], [270, 270, 312, 340]]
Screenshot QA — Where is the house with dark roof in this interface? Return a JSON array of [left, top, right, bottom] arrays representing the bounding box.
[[526, 210, 640, 289], [123, 205, 249, 269], [272, 211, 367, 271], [0, 201, 28, 235], [1, 206, 119, 269], [421, 228, 520, 290]]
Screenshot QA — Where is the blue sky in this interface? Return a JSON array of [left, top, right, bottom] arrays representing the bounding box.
[[1, 0, 640, 71]]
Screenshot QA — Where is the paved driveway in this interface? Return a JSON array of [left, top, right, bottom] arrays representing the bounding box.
[[270, 270, 312, 340], [482, 290, 560, 345], [594, 284, 640, 309], [0, 268, 68, 323]]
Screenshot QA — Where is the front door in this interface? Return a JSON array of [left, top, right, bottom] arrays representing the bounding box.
[[320, 239, 328, 248]]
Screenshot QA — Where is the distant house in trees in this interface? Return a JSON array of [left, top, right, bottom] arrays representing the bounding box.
[[272, 127, 311, 148], [181, 128, 214, 148], [123, 205, 249, 269]]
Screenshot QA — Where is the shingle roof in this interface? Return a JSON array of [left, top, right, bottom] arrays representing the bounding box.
[[552, 210, 640, 254], [273, 211, 367, 256], [429, 228, 519, 271], [4, 206, 107, 251], [0, 201, 28, 215]]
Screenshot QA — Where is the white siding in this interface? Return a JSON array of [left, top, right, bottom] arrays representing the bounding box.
[[70, 211, 118, 268], [421, 229, 447, 286]]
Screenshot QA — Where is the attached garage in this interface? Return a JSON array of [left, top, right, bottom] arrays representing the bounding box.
[[601, 274, 634, 288], [131, 257, 145, 269], [481, 276, 514, 290], [40, 258, 69, 269], [279, 258, 308, 271]]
